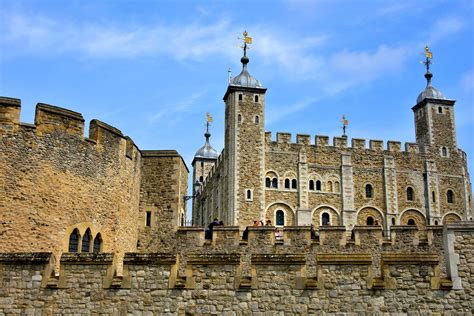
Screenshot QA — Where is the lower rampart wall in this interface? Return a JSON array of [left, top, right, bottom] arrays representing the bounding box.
[[0, 223, 473, 314]]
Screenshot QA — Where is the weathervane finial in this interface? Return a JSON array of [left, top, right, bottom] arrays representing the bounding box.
[[238, 31, 253, 69], [341, 115, 348, 137], [422, 46, 433, 86]]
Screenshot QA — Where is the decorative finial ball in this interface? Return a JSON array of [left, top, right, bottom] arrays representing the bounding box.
[[241, 55, 249, 65]]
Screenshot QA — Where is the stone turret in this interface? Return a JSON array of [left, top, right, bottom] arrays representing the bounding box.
[[223, 32, 267, 227]]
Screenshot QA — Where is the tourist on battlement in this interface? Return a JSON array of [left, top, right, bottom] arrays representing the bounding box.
[[265, 220, 272, 226], [205, 218, 221, 239]]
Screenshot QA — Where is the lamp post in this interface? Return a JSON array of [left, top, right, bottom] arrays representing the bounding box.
[[182, 181, 202, 226]]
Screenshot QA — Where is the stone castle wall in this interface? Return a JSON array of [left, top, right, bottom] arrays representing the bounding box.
[[0, 98, 142, 264], [138, 151, 189, 252], [0, 223, 472, 314], [0, 97, 189, 268], [197, 127, 471, 229]]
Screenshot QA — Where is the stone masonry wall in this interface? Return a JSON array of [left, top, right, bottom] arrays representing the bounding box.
[[137, 151, 189, 252], [0, 223, 473, 314], [1, 99, 142, 267]]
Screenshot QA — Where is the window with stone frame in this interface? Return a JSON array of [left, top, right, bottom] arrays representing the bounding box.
[[284, 179, 290, 189], [406, 187, 414, 201], [327, 181, 333, 192], [365, 184, 373, 198], [266, 177, 271, 188], [322, 212, 330, 226], [366, 216, 374, 225], [309, 180, 315, 191], [271, 178, 278, 188], [276, 210, 285, 226], [93, 233, 102, 253], [82, 228, 92, 253], [291, 179, 297, 189], [447, 190, 454, 204], [68, 228, 80, 253], [316, 180, 322, 191]]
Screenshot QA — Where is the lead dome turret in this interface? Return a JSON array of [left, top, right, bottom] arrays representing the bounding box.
[[416, 71, 446, 104], [194, 130, 218, 160]]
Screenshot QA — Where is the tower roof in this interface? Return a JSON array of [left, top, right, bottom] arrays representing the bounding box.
[[194, 124, 218, 160], [416, 71, 446, 104], [416, 46, 446, 104], [229, 55, 263, 89], [223, 31, 266, 101]]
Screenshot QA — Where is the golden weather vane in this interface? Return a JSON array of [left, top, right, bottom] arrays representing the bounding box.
[[341, 115, 349, 136], [238, 30, 253, 56], [422, 45, 433, 72], [205, 112, 213, 133]]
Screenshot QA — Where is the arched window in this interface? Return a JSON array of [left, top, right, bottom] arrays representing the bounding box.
[[291, 179, 297, 189], [276, 210, 285, 226], [247, 190, 252, 200], [406, 187, 414, 201], [238, 94, 243, 101], [199, 176, 203, 182], [391, 218, 396, 225], [442, 147, 447, 157], [238, 114, 242, 124], [68, 229, 80, 253], [316, 180, 321, 191], [438, 106, 442, 114], [309, 180, 315, 191], [434, 220, 439, 225], [447, 190, 454, 203], [365, 184, 373, 198], [266, 177, 271, 188], [255, 116, 259, 124], [272, 178, 278, 188], [334, 181, 340, 192], [93, 233, 102, 253], [82, 229, 92, 253], [255, 95, 259, 102], [366, 216, 374, 226], [322, 213, 330, 226], [284, 179, 290, 189], [407, 218, 416, 226], [327, 181, 333, 192]]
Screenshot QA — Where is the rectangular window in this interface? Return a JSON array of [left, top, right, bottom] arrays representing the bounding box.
[[146, 211, 152, 227]]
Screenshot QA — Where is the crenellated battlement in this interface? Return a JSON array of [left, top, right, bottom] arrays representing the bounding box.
[[264, 129, 426, 154], [0, 97, 142, 157]]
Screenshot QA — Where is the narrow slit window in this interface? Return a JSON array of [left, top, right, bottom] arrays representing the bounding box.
[[438, 106, 442, 114], [316, 180, 321, 191], [284, 179, 290, 189], [309, 180, 314, 191], [146, 211, 152, 227], [432, 191, 436, 203], [255, 95, 259, 102], [238, 114, 242, 124], [238, 94, 243, 101], [266, 177, 271, 188], [255, 116, 259, 124], [365, 184, 373, 198], [407, 187, 414, 201], [246, 189, 252, 200], [447, 190, 454, 203]]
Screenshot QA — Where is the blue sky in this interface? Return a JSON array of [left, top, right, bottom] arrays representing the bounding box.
[[1, 1, 473, 197]]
